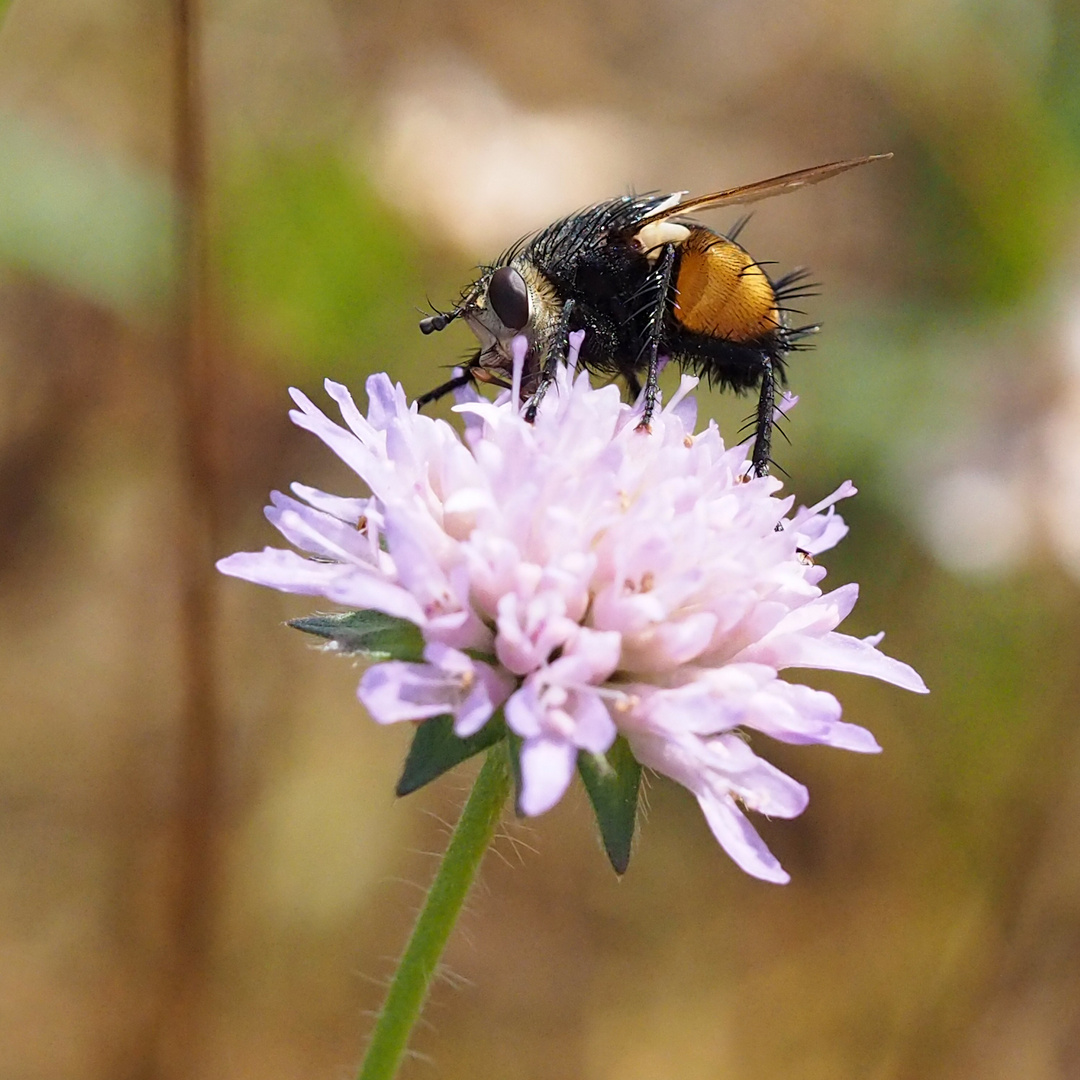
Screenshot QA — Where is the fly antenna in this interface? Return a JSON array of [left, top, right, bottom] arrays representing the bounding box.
[[419, 308, 461, 335]]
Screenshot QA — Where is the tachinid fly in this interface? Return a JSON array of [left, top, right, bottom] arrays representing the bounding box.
[[417, 154, 890, 476]]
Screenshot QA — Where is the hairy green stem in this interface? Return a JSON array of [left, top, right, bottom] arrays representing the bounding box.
[[357, 745, 511, 1080]]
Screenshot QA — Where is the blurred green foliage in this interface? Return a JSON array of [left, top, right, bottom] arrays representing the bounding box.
[[216, 150, 428, 377], [0, 113, 173, 315], [899, 87, 1076, 310]]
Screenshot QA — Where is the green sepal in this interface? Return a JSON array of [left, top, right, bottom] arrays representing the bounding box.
[[288, 610, 425, 662], [396, 713, 507, 797], [578, 737, 642, 874]]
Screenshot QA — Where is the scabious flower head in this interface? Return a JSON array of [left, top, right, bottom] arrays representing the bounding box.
[[218, 334, 926, 883]]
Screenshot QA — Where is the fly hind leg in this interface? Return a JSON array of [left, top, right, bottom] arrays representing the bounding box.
[[749, 356, 778, 477]]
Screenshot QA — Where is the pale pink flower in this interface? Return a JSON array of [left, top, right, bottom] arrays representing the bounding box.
[[218, 335, 926, 883]]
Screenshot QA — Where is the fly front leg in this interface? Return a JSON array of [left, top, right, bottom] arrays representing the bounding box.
[[416, 369, 475, 409], [636, 242, 676, 432], [524, 299, 575, 423]]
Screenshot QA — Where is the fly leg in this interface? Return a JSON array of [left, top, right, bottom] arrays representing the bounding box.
[[636, 243, 676, 432], [524, 298, 575, 423], [416, 369, 475, 409], [750, 357, 777, 477]]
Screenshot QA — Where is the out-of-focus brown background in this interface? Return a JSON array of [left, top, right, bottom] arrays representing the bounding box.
[[3, 0, 1080, 1077]]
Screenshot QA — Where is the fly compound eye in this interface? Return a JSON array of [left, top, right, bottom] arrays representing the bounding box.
[[488, 266, 530, 331]]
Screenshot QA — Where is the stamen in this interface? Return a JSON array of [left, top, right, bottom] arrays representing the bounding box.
[[511, 334, 527, 413], [773, 391, 799, 421], [664, 373, 699, 416], [567, 329, 586, 372], [586, 685, 639, 712], [549, 709, 576, 737], [798, 479, 857, 519]]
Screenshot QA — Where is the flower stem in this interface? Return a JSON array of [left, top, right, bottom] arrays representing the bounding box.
[[357, 745, 511, 1080]]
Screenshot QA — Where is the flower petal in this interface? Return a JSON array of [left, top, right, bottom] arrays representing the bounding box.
[[744, 680, 881, 752], [290, 483, 369, 524], [216, 549, 425, 622], [358, 661, 456, 723], [752, 629, 928, 692], [288, 387, 385, 482], [505, 683, 543, 739], [265, 491, 372, 563], [455, 667, 515, 737], [568, 690, 617, 755], [696, 792, 790, 884], [518, 737, 577, 816]]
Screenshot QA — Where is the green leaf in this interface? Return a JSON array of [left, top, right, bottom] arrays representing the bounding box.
[[288, 610, 425, 661], [396, 714, 507, 796], [578, 738, 642, 874]]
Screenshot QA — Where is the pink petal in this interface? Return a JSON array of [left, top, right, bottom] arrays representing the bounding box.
[[753, 630, 928, 692], [569, 690, 617, 755], [629, 678, 749, 736], [710, 734, 809, 818], [649, 612, 718, 668], [454, 666, 515, 738], [453, 686, 499, 737], [551, 627, 622, 685], [358, 662, 455, 723], [361, 373, 409, 430], [504, 684, 543, 739], [795, 507, 849, 555], [265, 491, 370, 562], [217, 547, 344, 593], [288, 388, 382, 480], [359, 645, 511, 735], [325, 378, 377, 440], [518, 737, 577, 816], [216, 549, 424, 622], [290, 483, 369, 523], [696, 793, 790, 884], [495, 592, 577, 676], [744, 681, 881, 753]]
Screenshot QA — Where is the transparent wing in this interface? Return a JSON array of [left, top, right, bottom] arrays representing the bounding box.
[[641, 154, 892, 222]]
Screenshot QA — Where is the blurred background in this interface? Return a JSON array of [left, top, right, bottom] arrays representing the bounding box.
[[2, 0, 1080, 1077]]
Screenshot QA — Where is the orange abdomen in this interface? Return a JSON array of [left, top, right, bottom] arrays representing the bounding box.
[[673, 229, 779, 342]]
